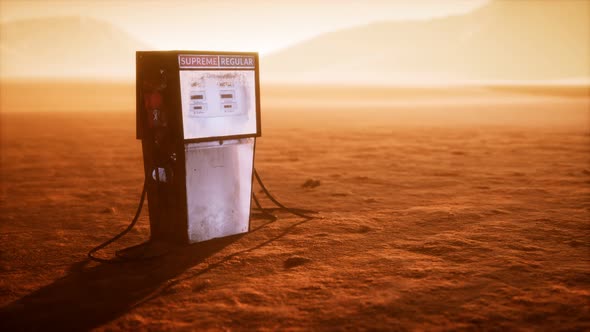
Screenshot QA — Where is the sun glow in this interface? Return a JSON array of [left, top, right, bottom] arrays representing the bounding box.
[[0, 0, 488, 54], [1, 0, 588, 83]]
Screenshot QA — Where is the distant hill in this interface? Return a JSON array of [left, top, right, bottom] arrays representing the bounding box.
[[0, 16, 149, 80], [261, 0, 590, 84]]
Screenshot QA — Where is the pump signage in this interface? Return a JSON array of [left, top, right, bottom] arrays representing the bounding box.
[[178, 54, 256, 69]]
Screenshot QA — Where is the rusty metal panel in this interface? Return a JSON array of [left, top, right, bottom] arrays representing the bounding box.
[[184, 138, 254, 243]]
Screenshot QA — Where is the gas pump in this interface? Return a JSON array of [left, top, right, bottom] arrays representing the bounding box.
[[137, 51, 260, 244], [88, 51, 314, 263]]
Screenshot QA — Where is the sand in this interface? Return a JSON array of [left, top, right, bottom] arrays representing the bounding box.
[[1, 88, 589, 330]]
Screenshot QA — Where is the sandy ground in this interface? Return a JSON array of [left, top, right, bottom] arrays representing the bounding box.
[[1, 90, 589, 330]]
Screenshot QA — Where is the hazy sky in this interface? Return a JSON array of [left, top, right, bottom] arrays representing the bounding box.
[[0, 0, 489, 54], [3, 0, 586, 83]]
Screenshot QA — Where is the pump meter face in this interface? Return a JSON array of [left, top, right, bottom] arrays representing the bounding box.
[[178, 54, 259, 141]]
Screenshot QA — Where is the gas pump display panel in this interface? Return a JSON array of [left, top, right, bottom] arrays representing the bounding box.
[[179, 54, 260, 142]]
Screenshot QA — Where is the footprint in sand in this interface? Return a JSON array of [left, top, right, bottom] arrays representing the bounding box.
[[284, 256, 312, 268], [302, 179, 321, 188]]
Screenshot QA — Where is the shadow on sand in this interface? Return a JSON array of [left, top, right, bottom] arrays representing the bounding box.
[[0, 215, 312, 331], [0, 234, 242, 331]]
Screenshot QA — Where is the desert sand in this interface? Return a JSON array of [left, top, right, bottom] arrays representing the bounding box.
[[1, 86, 589, 330]]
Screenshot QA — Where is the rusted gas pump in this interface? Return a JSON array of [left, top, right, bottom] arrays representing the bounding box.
[[136, 51, 260, 244]]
